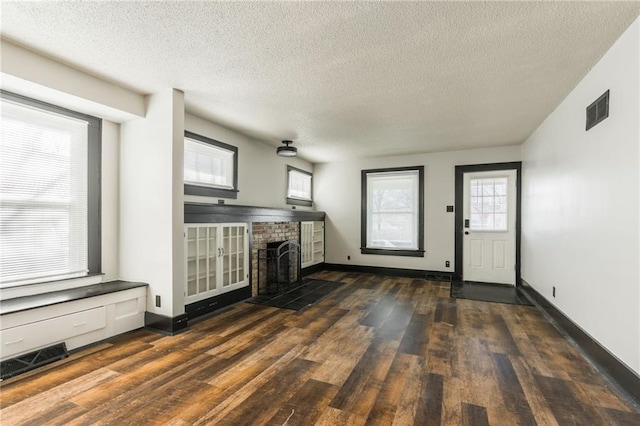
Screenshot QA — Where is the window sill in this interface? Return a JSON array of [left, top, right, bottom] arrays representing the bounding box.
[[286, 198, 313, 207], [185, 184, 238, 199], [0, 280, 148, 316], [360, 248, 425, 257], [1, 272, 104, 290], [1, 273, 105, 301]]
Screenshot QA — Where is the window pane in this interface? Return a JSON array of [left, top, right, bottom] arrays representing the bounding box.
[[469, 177, 508, 231], [184, 138, 234, 189], [288, 169, 312, 200], [367, 170, 418, 249], [1, 97, 89, 285], [494, 213, 507, 231]]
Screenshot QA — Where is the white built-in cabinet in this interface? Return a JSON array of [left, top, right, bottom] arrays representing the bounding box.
[[0, 287, 146, 361], [184, 223, 249, 305], [301, 221, 324, 269]]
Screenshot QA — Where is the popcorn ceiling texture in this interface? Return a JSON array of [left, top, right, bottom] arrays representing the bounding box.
[[251, 222, 300, 297], [1, 2, 639, 162]]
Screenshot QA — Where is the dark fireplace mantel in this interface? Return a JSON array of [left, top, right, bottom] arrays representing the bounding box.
[[184, 203, 325, 224]]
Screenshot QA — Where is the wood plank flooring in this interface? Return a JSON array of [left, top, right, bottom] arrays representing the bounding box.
[[1, 271, 638, 425]]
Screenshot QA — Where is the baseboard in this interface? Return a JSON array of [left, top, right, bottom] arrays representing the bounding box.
[[323, 263, 452, 281], [301, 263, 326, 277], [144, 312, 189, 336], [520, 279, 640, 405], [185, 286, 252, 320]]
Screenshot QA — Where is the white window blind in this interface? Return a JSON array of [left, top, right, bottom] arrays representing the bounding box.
[[0, 97, 89, 286], [287, 169, 312, 201], [184, 138, 234, 189], [367, 170, 419, 250]]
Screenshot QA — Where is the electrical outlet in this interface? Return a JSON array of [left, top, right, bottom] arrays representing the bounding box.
[[445, 261, 450, 268], [552, 287, 556, 298], [155, 295, 161, 307]]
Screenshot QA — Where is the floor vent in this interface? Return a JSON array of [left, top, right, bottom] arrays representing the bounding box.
[[425, 272, 452, 282], [0, 343, 68, 380], [586, 90, 609, 131]]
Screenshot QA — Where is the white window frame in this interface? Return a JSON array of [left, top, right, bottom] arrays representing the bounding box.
[[184, 131, 238, 199], [361, 166, 424, 257]]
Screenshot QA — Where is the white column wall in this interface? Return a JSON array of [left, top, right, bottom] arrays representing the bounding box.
[[120, 89, 185, 317]]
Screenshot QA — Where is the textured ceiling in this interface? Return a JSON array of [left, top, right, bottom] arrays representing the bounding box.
[[1, 1, 639, 163]]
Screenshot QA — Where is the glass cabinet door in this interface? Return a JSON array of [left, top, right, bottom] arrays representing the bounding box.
[[221, 224, 246, 289], [207, 227, 217, 292], [301, 222, 313, 266], [185, 223, 248, 305], [186, 227, 197, 297]]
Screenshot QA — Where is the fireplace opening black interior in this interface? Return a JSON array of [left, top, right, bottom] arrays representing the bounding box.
[[257, 240, 302, 295]]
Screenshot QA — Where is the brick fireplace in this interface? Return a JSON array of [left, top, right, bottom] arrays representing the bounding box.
[[251, 221, 299, 296]]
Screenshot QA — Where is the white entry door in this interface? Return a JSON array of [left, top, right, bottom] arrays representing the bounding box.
[[463, 170, 516, 285]]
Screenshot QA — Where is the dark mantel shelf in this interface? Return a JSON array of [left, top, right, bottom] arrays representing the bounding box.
[[1, 281, 148, 316], [184, 203, 326, 223]]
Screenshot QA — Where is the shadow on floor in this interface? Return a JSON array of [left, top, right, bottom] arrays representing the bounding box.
[[247, 279, 344, 311], [451, 281, 533, 306]]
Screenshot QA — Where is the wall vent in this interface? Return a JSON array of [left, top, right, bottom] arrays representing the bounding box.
[[586, 90, 609, 131]]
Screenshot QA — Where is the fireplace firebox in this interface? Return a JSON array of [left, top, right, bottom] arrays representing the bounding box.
[[257, 240, 301, 295]]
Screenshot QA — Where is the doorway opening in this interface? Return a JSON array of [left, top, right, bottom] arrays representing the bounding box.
[[454, 162, 522, 286]]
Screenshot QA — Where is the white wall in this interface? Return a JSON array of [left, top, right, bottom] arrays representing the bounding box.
[[314, 146, 521, 272], [522, 18, 640, 375], [120, 89, 185, 317], [184, 113, 314, 209]]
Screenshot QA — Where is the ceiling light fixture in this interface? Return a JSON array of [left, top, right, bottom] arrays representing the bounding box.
[[276, 140, 297, 157]]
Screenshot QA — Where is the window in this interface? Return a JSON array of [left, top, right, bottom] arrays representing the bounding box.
[[0, 90, 101, 287], [184, 131, 238, 199], [361, 166, 424, 257], [470, 177, 508, 231], [286, 166, 312, 206]]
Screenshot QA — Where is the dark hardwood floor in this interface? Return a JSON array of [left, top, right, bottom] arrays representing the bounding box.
[[1, 271, 638, 425]]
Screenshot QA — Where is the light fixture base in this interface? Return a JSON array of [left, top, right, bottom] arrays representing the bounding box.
[[277, 140, 297, 157]]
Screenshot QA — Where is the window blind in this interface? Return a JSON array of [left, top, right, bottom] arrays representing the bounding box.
[[0, 97, 89, 286], [288, 169, 312, 200], [184, 138, 234, 189]]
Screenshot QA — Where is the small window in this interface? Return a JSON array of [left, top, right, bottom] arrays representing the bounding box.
[[184, 131, 238, 199], [286, 166, 312, 207], [470, 177, 508, 231], [361, 166, 424, 257], [0, 90, 101, 287]]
